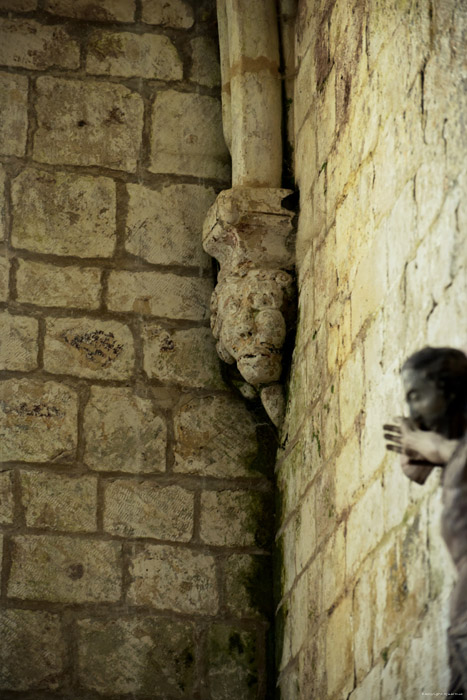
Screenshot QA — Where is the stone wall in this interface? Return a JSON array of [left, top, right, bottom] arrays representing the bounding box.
[[0, 1, 274, 698], [277, 0, 467, 698]]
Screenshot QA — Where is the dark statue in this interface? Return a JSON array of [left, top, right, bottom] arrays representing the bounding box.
[[384, 347, 467, 693]]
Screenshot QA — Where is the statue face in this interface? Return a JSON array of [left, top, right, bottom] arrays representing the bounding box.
[[402, 368, 449, 432]]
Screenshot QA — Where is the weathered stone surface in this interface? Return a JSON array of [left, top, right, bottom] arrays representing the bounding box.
[[0, 73, 28, 157], [200, 490, 269, 548], [125, 183, 215, 268], [143, 324, 224, 389], [0, 257, 8, 302], [326, 597, 354, 697], [84, 386, 167, 473], [128, 543, 218, 614], [77, 617, 195, 696], [107, 270, 211, 320], [44, 318, 134, 380], [104, 480, 193, 540], [16, 260, 101, 309], [0, 469, 14, 524], [0, 609, 64, 691], [0, 0, 37, 9], [34, 78, 144, 172], [207, 625, 258, 700], [44, 0, 135, 22], [173, 394, 259, 478], [224, 554, 272, 618], [190, 36, 221, 87], [0, 312, 38, 371], [0, 379, 78, 462], [87, 31, 182, 80], [149, 90, 230, 179], [21, 471, 97, 532], [8, 535, 121, 602], [141, 0, 194, 28], [0, 165, 5, 242], [0, 19, 79, 71], [11, 169, 116, 258]]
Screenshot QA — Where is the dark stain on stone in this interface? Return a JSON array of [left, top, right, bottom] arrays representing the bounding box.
[[1, 401, 62, 419], [77, 119, 87, 127], [68, 563, 84, 580], [105, 107, 125, 125], [315, 0, 336, 91], [160, 337, 175, 352], [228, 632, 244, 655], [62, 329, 124, 368]]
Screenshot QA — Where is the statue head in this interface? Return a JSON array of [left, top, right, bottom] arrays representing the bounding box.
[[401, 347, 467, 437]]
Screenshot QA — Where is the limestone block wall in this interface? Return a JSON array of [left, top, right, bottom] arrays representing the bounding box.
[[277, 0, 467, 698], [0, 1, 274, 698]]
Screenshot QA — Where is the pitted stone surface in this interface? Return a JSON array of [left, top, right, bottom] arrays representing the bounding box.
[[84, 386, 167, 473], [125, 183, 215, 268], [0, 19, 79, 71], [77, 617, 195, 696], [44, 0, 135, 22], [149, 90, 230, 179], [0, 312, 38, 371], [87, 31, 182, 80], [11, 169, 116, 258], [21, 471, 97, 532], [8, 535, 122, 603], [0, 73, 28, 157], [0, 609, 64, 691], [200, 490, 268, 548], [107, 270, 211, 320], [17, 260, 101, 309], [190, 36, 221, 87], [0, 166, 5, 241], [128, 543, 218, 614], [34, 78, 144, 172], [44, 317, 134, 380], [0, 470, 14, 524], [207, 625, 258, 699], [0, 257, 8, 302], [142, 0, 194, 28], [0, 379, 78, 462], [143, 324, 224, 388], [173, 394, 259, 478], [104, 480, 193, 540]]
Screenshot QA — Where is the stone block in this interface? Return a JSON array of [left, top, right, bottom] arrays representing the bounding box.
[[44, 317, 134, 380], [107, 270, 211, 321], [322, 523, 346, 611], [0, 0, 37, 8], [34, 78, 143, 172], [44, 0, 135, 22], [339, 347, 364, 436], [20, 471, 97, 532], [353, 560, 375, 682], [0, 256, 8, 302], [143, 324, 224, 389], [77, 617, 195, 696], [125, 182, 214, 268], [224, 554, 272, 618], [11, 169, 116, 258], [128, 543, 218, 614], [346, 478, 384, 577], [86, 31, 182, 80], [189, 37, 221, 87], [326, 596, 354, 697], [0, 609, 64, 691], [295, 486, 316, 575], [104, 480, 193, 541], [16, 260, 101, 310], [207, 625, 258, 700], [8, 535, 122, 603], [200, 490, 270, 548], [334, 433, 361, 515], [0, 165, 5, 241], [84, 386, 167, 473], [141, 0, 194, 28], [0, 312, 38, 371], [0, 470, 14, 524], [0, 73, 28, 157], [0, 379, 78, 462], [0, 19, 79, 71], [349, 665, 382, 700], [149, 90, 230, 180], [173, 394, 259, 478]]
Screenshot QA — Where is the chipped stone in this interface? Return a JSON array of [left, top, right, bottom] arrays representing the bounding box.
[[190, 36, 221, 87], [143, 324, 224, 389], [8, 535, 121, 603], [34, 78, 144, 172], [141, 0, 194, 28], [44, 318, 134, 380], [44, 0, 135, 22], [125, 183, 215, 268], [149, 90, 230, 179], [0, 470, 14, 524], [0, 379, 78, 462], [11, 169, 116, 258], [200, 490, 269, 548], [0, 19, 79, 71], [207, 624, 258, 699], [128, 544, 218, 614], [0, 312, 38, 371], [16, 260, 101, 310], [77, 617, 195, 696], [0, 73, 28, 157], [87, 30, 182, 80], [21, 471, 97, 532], [84, 386, 167, 473]]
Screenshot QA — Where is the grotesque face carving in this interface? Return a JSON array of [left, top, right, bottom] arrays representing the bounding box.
[[402, 367, 450, 432]]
